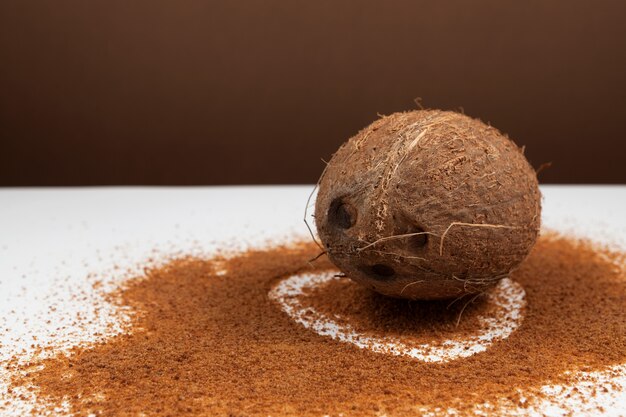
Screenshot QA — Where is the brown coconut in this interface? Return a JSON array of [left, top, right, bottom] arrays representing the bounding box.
[[314, 109, 541, 300]]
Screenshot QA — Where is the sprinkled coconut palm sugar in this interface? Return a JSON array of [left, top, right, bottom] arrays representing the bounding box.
[[6, 233, 626, 416]]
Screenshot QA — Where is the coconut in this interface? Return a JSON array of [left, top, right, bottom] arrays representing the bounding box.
[[314, 110, 541, 300]]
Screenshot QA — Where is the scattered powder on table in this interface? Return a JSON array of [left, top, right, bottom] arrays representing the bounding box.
[[6, 233, 626, 416]]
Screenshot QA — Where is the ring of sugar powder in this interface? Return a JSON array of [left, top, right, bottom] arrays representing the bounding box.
[[269, 272, 526, 363]]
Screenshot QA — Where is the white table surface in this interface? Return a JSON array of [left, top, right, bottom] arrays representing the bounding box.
[[1, 186, 624, 271], [0, 185, 625, 416]]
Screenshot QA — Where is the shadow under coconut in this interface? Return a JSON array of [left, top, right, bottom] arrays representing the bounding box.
[[301, 275, 503, 343], [8, 234, 625, 416]]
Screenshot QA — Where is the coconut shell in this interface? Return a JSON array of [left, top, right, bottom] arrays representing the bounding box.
[[314, 110, 541, 300]]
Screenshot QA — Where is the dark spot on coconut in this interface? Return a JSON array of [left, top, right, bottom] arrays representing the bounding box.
[[408, 226, 428, 249], [457, 270, 469, 280], [328, 198, 356, 229], [368, 264, 395, 279]]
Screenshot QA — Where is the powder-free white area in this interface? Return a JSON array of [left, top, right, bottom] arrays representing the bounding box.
[[0, 185, 625, 416], [269, 272, 526, 363]]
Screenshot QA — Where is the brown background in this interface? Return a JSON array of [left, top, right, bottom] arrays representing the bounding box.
[[1, 0, 625, 186]]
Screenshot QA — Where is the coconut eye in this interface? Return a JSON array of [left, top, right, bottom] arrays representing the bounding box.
[[409, 226, 428, 249], [328, 198, 357, 229], [359, 263, 395, 280], [370, 264, 395, 278]]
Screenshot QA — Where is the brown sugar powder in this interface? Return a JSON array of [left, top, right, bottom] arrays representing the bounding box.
[[6, 233, 626, 416]]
